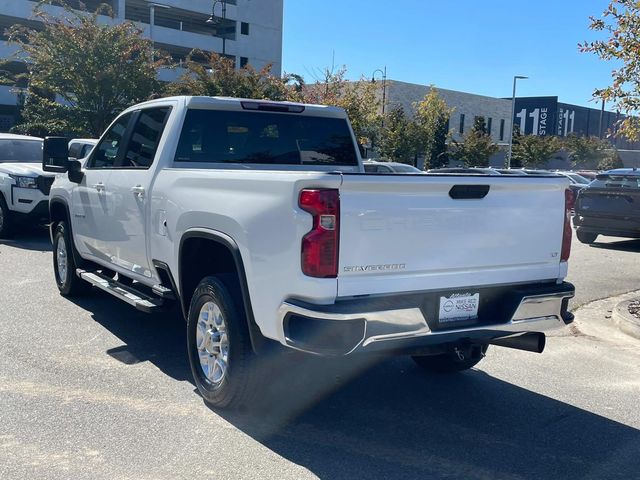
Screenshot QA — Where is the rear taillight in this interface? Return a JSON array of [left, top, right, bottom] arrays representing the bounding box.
[[299, 189, 339, 278], [561, 188, 573, 262]]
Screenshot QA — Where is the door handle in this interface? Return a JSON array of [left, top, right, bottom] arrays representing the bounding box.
[[131, 185, 145, 198], [93, 182, 105, 192]]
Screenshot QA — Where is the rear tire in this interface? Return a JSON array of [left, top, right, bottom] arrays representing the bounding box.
[[0, 194, 12, 239], [53, 222, 91, 296], [577, 230, 598, 244], [412, 345, 488, 373], [187, 276, 257, 408]]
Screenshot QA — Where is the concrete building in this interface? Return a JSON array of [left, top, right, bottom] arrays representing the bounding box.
[[376, 81, 640, 168], [384, 80, 513, 146], [0, 0, 284, 131], [376, 80, 512, 167]]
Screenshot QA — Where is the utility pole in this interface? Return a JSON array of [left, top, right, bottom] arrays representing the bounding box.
[[206, 1, 228, 57], [507, 75, 528, 168], [372, 66, 387, 125], [598, 98, 605, 139]]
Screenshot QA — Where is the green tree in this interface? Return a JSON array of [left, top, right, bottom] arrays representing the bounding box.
[[167, 50, 297, 101], [562, 135, 623, 170], [376, 107, 416, 164], [6, 1, 165, 137], [512, 135, 560, 168], [449, 117, 499, 167], [301, 67, 380, 145], [581, 1, 640, 140], [472, 116, 487, 134], [413, 88, 453, 170]]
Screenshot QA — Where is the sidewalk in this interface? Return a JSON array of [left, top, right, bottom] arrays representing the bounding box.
[[613, 299, 640, 341], [566, 290, 640, 344]]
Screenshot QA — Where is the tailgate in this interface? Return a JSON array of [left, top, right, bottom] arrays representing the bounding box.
[[577, 188, 640, 218], [337, 174, 568, 297]]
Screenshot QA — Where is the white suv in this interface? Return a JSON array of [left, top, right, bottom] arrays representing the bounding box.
[[0, 134, 55, 237]]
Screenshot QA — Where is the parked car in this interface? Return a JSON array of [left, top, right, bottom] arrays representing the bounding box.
[[574, 168, 640, 244], [515, 169, 557, 176], [557, 171, 591, 185], [493, 168, 525, 175], [0, 133, 55, 237], [44, 96, 575, 408], [555, 171, 591, 201], [363, 160, 422, 173], [68, 138, 98, 161], [428, 167, 502, 175], [576, 170, 598, 180]]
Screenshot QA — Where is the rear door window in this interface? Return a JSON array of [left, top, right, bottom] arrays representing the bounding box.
[[174, 109, 358, 166]]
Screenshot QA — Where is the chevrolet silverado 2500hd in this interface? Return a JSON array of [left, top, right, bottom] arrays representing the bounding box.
[[43, 96, 575, 408]]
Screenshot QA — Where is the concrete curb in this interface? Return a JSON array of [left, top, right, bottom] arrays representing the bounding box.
[[612, 299, 640, 341]]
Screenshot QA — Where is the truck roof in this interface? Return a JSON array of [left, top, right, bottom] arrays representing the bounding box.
[[0, 133, 43, 142], [126, 95, 348, 119]]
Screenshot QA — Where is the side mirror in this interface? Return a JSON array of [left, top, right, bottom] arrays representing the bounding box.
[[43, 136, 69, 172]]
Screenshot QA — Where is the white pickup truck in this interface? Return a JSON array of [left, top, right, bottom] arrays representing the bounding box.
[[0, 134, 55, 237], [43, 96, 575, 408]]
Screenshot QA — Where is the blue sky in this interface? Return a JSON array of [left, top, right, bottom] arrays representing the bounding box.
[[282, 1, 616, 108]]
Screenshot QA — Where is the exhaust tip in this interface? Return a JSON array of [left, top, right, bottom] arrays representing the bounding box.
[[489, 332, 545, 354]]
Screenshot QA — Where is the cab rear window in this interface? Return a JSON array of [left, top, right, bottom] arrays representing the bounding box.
[[174, 109, 358, 166], [594, 174, 640, 189]]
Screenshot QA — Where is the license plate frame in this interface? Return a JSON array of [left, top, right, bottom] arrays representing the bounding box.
[[438, 292, 480, 325]]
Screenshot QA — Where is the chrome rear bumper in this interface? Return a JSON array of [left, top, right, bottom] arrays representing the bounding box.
[[278, 282, 575, 356]]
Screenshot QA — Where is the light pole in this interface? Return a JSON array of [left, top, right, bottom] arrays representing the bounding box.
[[206, 0, 228, 57], [507, 75, 528, 169], [371, 67, 387, 118], [148, 2, 170, 53]]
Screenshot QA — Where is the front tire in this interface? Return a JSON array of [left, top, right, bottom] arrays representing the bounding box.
[[412, 345, 488, 373], [53, 222, 91, 296], [0, 194, 12, 238], [576, 230, 598, 244], [187, 276, 256, 408]]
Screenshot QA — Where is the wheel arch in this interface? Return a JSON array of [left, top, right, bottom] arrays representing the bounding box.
[[178, 230, 263, 352], [49, 197, 85, 267]]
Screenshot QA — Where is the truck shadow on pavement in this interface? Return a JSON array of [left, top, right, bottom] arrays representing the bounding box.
[[68, 291, 191, 383], [0, 228, 51, 252], [220, 355, 640, 480], [590, 238, 640, 253], [70, 290, 639, 480]]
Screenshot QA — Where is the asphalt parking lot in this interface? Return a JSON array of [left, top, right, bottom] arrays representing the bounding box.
[[1, 229, 639, 480]]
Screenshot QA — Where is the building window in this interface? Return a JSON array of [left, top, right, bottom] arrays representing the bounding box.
[[499, 119, 505, 141], [241, 22, 249, 35], [487, 117, 492, 136], [240, 56, 249, 68], [459, 114, 465, 135]]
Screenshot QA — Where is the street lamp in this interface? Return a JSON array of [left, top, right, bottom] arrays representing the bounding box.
[[507, 75, 528, 169], [206, 0, 228, 56], [148, 2, 170, 53], [371, 67, 387, 118]]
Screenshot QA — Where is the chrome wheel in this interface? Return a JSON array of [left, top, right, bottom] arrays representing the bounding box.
[[56, 236, 68, 284], [196, 301, 229, 386]]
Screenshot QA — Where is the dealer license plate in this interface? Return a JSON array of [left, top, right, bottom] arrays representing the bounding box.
[[438, 293, 480, 324]]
